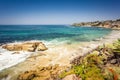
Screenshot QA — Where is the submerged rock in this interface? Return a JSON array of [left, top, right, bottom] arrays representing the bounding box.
[[2, 41, 47, 52]]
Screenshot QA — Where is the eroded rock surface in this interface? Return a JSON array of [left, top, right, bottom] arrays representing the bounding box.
[[2, 41, 47, 52], [17, 65, 67, 80]]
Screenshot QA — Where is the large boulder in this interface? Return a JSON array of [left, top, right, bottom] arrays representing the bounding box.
[[2, 41, 47, 52]]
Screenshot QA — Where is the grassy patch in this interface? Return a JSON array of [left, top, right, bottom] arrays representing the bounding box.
[[59, 39, 120, 80], [58, 69, 74, 78]]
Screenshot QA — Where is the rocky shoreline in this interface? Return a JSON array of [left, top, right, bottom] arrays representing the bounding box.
[[0, 41, 48, 72], [0, 30, 120, 80], [72, 19, 120, 29], [2, 41, 47, 52]]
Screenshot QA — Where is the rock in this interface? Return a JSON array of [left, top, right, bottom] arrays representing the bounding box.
[[18, 71, 35, 80], [38, 66, 45, 71], [46, 65, 52, 70], [2, 45, 14, 51], [18, 65, 67, 80], [62, 74, 81, 80], [13, 45, 22, 51], [110, 59, 117, 64], [37, 43, 48, 51], [22, 43, 36, 52], [53, 64, 59, 70], [2, 41, 47, 52]]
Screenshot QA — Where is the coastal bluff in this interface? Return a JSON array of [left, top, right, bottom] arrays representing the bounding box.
[[2, 41, 47, 52], [72, 19, 120, 29]]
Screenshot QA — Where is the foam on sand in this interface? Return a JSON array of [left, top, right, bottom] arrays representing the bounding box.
[[0, 30, 120, 72], [0, 46, 33, 71]]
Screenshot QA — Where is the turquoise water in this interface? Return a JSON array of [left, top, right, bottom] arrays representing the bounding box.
[[0, 25, 112, 44]]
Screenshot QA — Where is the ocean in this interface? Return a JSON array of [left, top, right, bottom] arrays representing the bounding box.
[[0, 25, 112, 44], [0, 25, 112, 71]]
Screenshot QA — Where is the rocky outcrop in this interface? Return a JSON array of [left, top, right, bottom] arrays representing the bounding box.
[[72, 19, 120, 29], [17, 65, 67, 80], [2, 41, 47, 52]]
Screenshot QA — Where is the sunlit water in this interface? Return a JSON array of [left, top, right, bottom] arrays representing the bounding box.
[[0, 25, 112, 71], [0, 25, 111, 44]]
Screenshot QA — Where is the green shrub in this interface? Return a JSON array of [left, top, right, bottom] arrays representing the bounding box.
[[113, 39, 120, 55], [73, 64, 104, 80], [58, 69, 74, 78]]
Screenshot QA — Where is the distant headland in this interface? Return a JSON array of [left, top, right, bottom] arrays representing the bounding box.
[[72, 19, 120, 29]]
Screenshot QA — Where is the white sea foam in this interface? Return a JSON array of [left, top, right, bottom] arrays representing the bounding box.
[[0, 30, 120, 71], [0, 47, 33, 71], [0, 39, 64, 71]]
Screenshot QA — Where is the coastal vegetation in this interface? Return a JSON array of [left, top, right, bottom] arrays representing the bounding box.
[[15, 39, 120, 80], [0, 25, 120, 80], [72, 19, 120, 29], [59, 39, 120, 80]]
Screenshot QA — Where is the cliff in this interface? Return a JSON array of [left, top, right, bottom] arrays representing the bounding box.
[[72, 19, 120, 29]]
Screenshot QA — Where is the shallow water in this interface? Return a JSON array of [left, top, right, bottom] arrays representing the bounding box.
[[0, 25, 111, 44], [0, 25, 112, 72]]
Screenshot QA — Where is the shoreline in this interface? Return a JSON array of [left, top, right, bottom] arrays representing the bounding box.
[[0, 30, 120, 80], [72, 19, 120, 29]]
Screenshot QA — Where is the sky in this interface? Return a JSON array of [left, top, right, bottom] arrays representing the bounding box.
[[0, 0, 120, 25]]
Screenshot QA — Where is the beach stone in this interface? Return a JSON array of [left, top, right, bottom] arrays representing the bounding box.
[[62, 74, 81, 80], [2, 41, 47, 52]]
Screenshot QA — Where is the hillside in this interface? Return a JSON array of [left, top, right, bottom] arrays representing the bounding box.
[[72, 19, 120, 29]]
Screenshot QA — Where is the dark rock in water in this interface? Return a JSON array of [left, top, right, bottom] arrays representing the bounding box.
[[110, 59, 117, 64]]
